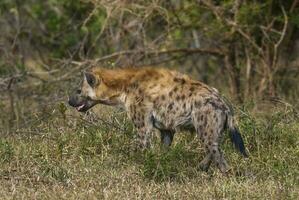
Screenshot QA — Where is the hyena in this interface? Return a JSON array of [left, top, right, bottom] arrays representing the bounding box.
[[68, 67, 248, 173]]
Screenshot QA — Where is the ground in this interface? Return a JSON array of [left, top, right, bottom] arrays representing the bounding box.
[[0, 102, 298, 199]]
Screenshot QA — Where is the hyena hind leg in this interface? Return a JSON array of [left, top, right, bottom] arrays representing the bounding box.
[[198, 151, 212, 171], [198, 142, 229, 173], [196, 129, 213, 171], [208, 143, 229, 173], [195, 122, 228, 172]]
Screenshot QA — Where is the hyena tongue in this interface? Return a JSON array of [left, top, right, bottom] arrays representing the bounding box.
[[76, 104, 85, 111]]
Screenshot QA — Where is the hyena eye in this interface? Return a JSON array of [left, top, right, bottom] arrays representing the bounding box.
[[85, 72, 98, 87]]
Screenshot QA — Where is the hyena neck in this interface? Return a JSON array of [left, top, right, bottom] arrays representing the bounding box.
[[96, 68, 138, 90]]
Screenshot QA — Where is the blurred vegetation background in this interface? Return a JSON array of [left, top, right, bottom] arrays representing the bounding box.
[[0, 1, 299, 199], [1, 0, 299, 127]]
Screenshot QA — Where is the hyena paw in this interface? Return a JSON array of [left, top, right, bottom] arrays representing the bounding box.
[[199, 162, 211, 172]]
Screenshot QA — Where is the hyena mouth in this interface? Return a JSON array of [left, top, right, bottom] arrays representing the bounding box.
[[72, 100, 97, 112], [68, 95, 98, 112], [74, 99, 99, 112]]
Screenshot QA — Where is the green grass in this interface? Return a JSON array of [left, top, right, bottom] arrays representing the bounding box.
[[0, 103, 298, 199]]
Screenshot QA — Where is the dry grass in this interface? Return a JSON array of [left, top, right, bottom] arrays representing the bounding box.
[[0, 102, 298, 199]]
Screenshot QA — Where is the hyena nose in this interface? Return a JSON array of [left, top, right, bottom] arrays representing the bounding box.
[[68, 95, 77, 107]]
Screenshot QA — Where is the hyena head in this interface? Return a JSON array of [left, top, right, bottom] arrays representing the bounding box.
[[68, 70, 121, 112]]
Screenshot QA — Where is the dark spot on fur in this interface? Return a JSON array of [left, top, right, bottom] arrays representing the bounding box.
[[169, 91, 173, 97], [149, 85, 155, 89], [173, 77, 186, 84], [204, 98, 227, 111], [176, 95, 180, 101], [139, 134, 145, 140], [197, 115, 201, 122], [172, 111, 177, 116], [124, 88, 130, 93], [194, 100, 202, 107], [174, 78, 179, 82], [132, 113, 137, 121], [130, 105, 135, 112], [212, 149, 217, 154], [168, 103, 174, 110], [135, 96, 143, 103], [198, 125, 203, 131], [138, 88, 143, 95], [181, 94, 185, 101], [215, 117, 218, 123], [130, 82, 139, 89], [161, 95, 166, 101], [173, 86, 178, 92], [139, 115, 144, 123], [140, 74, 147, 80], [191, 82, 202, 86], [190, 86, 195, 92]]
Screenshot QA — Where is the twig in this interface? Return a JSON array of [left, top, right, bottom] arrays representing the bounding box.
[[272, 5, 288, 72]]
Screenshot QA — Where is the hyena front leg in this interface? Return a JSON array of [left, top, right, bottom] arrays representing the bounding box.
[[129, 107, 154, 149], [135, 125, 153, 149]]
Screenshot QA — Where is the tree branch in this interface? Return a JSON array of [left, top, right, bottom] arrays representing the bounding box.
[[198, 0, 263, 55], [290, 0, 299, 13], [69, 47, 225, 66]]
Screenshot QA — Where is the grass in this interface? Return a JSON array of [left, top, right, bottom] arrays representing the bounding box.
[[0, 103, 298, 199]]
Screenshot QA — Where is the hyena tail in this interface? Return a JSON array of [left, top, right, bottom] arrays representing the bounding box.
[[226, 114, 248, 157]]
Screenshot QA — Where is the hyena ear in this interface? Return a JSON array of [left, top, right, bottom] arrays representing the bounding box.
[[84, 72, 100, 87]]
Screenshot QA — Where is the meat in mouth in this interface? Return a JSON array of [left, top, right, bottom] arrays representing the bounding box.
[[76, 104, 85, 111]]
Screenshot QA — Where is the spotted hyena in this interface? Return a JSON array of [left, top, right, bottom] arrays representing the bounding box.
[[68, 67, 248, 173]]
